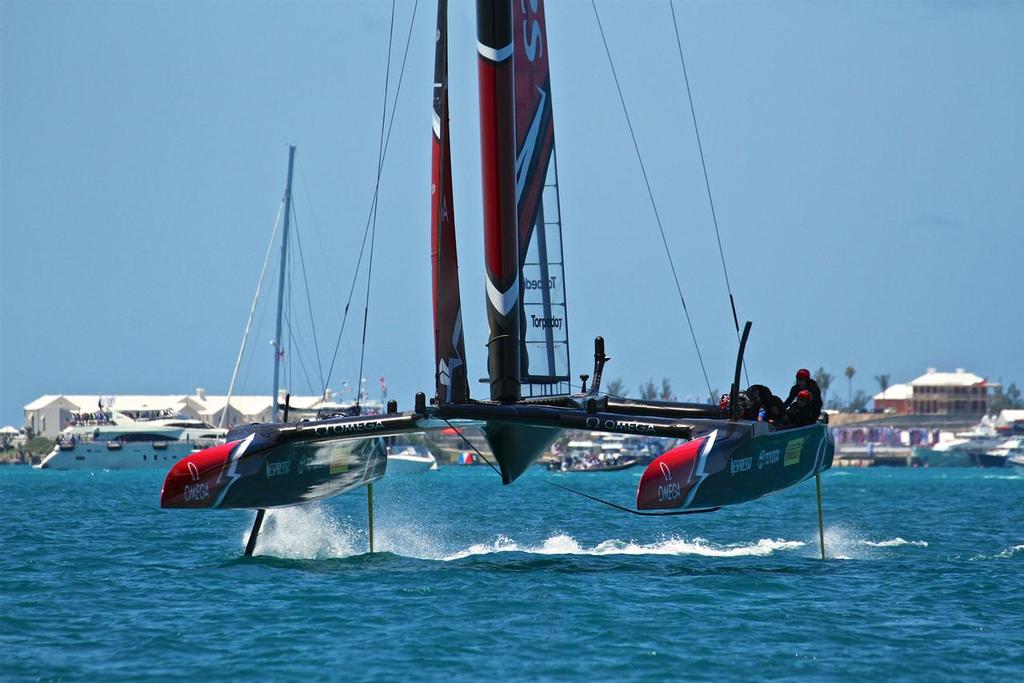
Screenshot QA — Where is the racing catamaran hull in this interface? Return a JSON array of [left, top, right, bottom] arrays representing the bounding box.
[[161, 413, 422, 510], [637, 422, 834, 511]]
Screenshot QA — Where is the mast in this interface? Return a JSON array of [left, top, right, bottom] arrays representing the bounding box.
[[271, 145, 296, 422], [477, 0, 521, 403], [432, 0, 469, 404]]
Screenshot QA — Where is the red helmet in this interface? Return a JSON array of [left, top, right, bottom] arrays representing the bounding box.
[[798, 389, 812, 402], [796, 368, 811, 380], [719, 394, 731, 411]]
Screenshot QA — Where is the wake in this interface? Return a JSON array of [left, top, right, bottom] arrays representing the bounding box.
[[243, 506, 806, 561], [442, 534, 804, 561], [245, 507, 933, 562]]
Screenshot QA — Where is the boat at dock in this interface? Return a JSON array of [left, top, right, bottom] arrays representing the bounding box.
[[913, 443, 973, 468], [917, 419, 1005, 467], [37, 414, 225, 470], [386, 442, 439, 473], [985, 437, 1021, 469]]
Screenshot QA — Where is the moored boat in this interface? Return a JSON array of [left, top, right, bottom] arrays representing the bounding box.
[[985, 438, 1022, 469], [913, 444, 972, 468], [386, 442, 439, 473], [38, 414, 225, 470]]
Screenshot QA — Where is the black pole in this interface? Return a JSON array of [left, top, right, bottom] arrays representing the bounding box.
[[729, 321, 752, 419], [244, 508, 266, 557]]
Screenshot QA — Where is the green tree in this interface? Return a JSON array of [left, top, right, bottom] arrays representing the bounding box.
[[845, 366, 856, 407], [659, 378, 673, 402], [815, 367, 834, 405], [606, 378, 627, 398], [23, 437, 54, 457], [1007, 383, 1022, 409], [849, 390, 869, 412], [874, 373, 891, 394], [640, 378, 658, 400]]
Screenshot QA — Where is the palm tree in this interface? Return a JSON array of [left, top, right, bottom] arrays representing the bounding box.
[[815, 367, 834, 405], [659, 378, 673, 401], [845, 366, 856, 407], [874, 374, 891, 395], [606, 378, 627, 398], [640, 379, 657, 400]]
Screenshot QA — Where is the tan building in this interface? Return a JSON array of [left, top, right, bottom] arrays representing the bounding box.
[[908, 368, 999, 416], [873, 369, 1000, 417]]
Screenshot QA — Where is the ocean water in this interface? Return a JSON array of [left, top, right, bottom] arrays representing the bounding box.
[[1, 465, 1022, 681]]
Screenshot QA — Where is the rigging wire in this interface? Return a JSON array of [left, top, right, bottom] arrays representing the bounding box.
[[283, 307, 317, 396], [319, 0, 419, 416], [440, 418, 503, 478], [590, 0, 714, 402], [355, 0, 397, 413], [289, 201, 326, 392], [546, 481, 721, 517], [297, 164, 342, 312], [220, 199, 285, 428], [668, 0, 748, 385]]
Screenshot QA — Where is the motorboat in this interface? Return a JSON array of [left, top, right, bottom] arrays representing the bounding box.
[[385, 442, 438, 474], [987, 438, 1023, 469], [37, 413, 225, 470]]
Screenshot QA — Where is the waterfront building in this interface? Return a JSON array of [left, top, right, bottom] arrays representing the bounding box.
[[873, 368, 1000, 417], [23, 389, 380, 438], [872, 384, 913, 414], [909, 369, 998, 415]]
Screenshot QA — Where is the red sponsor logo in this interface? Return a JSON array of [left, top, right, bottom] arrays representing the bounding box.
[[636, 437, 706, 510]]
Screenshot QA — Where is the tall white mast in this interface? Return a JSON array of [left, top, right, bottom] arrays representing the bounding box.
[[271, 145, 296, 422]]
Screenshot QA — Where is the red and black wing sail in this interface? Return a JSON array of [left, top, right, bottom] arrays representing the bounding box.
[[432, 0, 469, 405], [513, 0, 570, 395], [478, 0, 522, 403]]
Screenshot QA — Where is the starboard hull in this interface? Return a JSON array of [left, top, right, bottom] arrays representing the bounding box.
[[637, 422, 834, 511]]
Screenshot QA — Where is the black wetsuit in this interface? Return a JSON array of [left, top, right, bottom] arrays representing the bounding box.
[[746, 384, 784, 422], [784, 379, 823, 415], [784, 399, 818, 428]]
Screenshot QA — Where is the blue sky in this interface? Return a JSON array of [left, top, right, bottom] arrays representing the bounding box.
[[2, 0, 1022, 425]]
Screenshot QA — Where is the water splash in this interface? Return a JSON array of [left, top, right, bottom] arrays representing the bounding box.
[[442, 533, 805, 561], [819, 524, 929, 559], [243, 507, 806, 562], [247, 506, 364, 559], [862, 537, 929, 548]]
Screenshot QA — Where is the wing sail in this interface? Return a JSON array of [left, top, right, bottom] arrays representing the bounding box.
[[432, 0, 469, 404]]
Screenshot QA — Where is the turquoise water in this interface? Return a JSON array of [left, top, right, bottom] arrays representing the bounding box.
[[2, 465, 1022, 681]]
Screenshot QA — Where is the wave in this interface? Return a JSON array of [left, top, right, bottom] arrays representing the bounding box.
[[818, 524, 929, 559], [994, 544, 1024, 559], [441, 534, 805, 561], [244, 506, 806, 561], [862, 537, 928, 548]]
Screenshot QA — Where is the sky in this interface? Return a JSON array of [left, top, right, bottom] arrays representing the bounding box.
[[2, 0, 1022, 426]]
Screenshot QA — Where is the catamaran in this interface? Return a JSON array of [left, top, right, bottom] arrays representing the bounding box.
[[161, 0, 834, 555]]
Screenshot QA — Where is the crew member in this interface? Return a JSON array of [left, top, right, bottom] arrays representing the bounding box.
[[783, 389, 818, 427], [746, 384, 786, 422], [784, 368, 823, 418]]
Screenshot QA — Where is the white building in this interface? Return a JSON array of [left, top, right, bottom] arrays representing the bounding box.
[[23, 389, 381, 438]]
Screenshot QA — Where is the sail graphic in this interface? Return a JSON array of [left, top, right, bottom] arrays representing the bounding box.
[[432, 0, 469, 405], [513, 0, 570, 396]]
